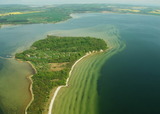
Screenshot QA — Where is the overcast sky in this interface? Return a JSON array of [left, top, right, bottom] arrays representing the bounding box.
[[0, 0, 160, 6]]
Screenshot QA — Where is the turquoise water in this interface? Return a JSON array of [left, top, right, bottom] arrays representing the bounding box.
[[0, 13, 160, 113]]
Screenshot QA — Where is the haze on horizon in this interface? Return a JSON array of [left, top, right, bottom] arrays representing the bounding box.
[[0, 0, 160, 6]]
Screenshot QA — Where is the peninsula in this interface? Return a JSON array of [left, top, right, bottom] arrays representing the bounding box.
[[15, 35, 107, 113]]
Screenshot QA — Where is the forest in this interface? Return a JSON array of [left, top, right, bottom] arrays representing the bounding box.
[[15, 35, 107, 113]]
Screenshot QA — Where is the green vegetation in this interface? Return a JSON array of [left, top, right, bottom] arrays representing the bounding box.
[[0, 4, 160, 25], [15, 36, 107, 113]]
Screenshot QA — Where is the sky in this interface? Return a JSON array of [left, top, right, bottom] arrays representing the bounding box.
[[0, 0, 160, 6]]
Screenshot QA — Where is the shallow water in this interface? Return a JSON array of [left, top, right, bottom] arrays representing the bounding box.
[[0, 24, 63, 113], [0, 58, 33, 114], [0, 25, 51, 113]]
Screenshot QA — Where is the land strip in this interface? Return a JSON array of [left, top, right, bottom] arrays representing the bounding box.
[[15, 35, 107, 113]]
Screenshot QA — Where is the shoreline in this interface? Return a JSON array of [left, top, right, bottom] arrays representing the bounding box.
[[0, 15, 73, 29], [48, 52, 94, 114], [15, 58, 36, 114], [24, 61, 37, 114], [15, 59, 37, 114], [24, 74, 33, 114], [0, 24, 20, 29]]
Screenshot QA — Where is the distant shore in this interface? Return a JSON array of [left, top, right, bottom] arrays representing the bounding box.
[[0, 24, 17, 29], [0, 14, 73, 29], [1, 12, 158, 30]]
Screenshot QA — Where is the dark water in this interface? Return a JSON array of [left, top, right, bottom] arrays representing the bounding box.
[[98, 14, 160, 114]]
